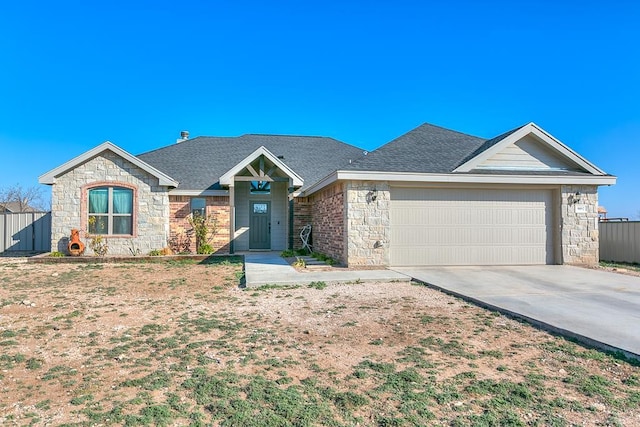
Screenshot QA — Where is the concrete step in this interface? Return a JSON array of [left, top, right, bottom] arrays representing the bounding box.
[[298, 256, 328, 266]]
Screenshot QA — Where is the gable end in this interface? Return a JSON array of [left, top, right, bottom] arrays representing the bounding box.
[[475, 134, 584, 171], [454, 123, 606, 175]]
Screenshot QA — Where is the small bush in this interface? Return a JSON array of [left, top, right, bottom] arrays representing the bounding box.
[[308, 281, 327, 290], [148, 249, 163, 256], [197, 244, 214, 255], [49, 251, 65, 257]]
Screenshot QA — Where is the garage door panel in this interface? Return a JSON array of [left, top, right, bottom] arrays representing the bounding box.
[[390, 188, 553, 266]]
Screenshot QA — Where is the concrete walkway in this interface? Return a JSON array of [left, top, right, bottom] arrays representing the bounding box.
[[393, 265, 640, 358], [243, 252, 410, 287]]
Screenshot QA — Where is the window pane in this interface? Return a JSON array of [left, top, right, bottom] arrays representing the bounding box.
[[253, 203, 268, 214], [250, 181, 270, 194], [113, 188, 133, 214], [89, 215, 108, 234], [89, 188, 109, 213], [191, 198, 206, 217], [113, 216, 132, 235]]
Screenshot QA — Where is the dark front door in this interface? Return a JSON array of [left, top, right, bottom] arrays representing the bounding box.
[[250, 201, 271, 249]]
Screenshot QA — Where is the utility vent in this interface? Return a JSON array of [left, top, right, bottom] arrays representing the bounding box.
[[176, 130, 189, 144], [277, 155, 285, 159]]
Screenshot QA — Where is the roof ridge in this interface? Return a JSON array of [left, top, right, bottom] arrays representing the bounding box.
[[136, 135, 237, 156], [240, 133, 329, 139], [416, 122, 486, 140]]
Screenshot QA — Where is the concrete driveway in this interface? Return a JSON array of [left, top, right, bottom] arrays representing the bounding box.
[[393, 265, 640, 358]]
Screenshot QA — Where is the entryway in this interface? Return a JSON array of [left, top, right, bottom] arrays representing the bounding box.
[[249, 201, 270, 250]]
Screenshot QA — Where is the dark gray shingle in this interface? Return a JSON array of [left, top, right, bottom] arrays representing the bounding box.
[[345, 123, 488, 173], [137, 134, 366, 191]]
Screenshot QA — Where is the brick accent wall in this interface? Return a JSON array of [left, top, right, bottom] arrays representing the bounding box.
[[292, 197, 312, 250], [169, 195, 230, 254], [310, 183, 346, 263], [561, 185, 599, 265], [50, 151, 170, 255]]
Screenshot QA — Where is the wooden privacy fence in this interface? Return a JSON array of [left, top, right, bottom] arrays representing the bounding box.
[[599, 221, 640, 264], [0, 212, 51, 253]]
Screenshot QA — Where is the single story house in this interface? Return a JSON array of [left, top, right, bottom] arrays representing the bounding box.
[[0, 202, 37, 213], [39, 122, 615, 266]]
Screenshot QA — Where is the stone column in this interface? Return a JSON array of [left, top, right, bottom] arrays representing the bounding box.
[[560, 185, 599, 265], [345, 181, 391, 266]]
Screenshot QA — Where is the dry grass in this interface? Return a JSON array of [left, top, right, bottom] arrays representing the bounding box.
[[0, 257, 638, 426]]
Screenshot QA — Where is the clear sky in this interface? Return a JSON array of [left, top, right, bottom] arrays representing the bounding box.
[[1, 1, 638, 217]]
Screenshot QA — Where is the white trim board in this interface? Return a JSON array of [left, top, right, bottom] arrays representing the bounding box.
[[39, 141, 179, 187], [169, 190, 230, 197], [302, 170, 616, 196]]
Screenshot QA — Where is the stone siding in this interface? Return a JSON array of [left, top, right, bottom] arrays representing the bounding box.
[[292, 197, 312, 250], [51, 151, 170, 255], [310, 183, 345, 263], [561, 185, 599, 265], [345, 181, 391, 266], [169, 196, 230, 253]]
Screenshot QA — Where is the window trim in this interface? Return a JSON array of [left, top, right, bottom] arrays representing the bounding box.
[[81, 182, 137, 237]]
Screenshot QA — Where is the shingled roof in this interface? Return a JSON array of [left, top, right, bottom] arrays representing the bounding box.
[[137, 134, 366, 191], [345, 123, 490, 173]]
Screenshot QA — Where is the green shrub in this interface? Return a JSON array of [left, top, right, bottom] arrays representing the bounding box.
[[49, 251, 65, 257], [197, 244, 214, 255]]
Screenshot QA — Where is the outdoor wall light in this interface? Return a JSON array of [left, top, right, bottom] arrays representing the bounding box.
[[366, 188, 378, 203], [571, 191, 582, 204]]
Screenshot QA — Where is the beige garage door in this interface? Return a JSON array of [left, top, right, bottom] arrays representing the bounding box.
[[390, 187, 554, 266]]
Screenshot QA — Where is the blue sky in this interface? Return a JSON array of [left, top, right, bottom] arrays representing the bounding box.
[[1, 1, 638, 217]]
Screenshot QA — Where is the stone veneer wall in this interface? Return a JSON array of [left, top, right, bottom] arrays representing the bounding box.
[[561, 185, 599, 265], [345, 181, 391, 266], [169, 195, 230, 253], [292, 197, 312, 250], [310, 183, 346, 263], [51, 151, 170, 255]]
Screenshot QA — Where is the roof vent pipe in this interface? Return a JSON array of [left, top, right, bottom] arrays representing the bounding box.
[[176, 130, 189, 143]]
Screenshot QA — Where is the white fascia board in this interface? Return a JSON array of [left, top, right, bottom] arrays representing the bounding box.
[[219, 145, 304, 187], [300, 171, 338, 196], [38, 141, 179, 187], [302, 170, 616, 195], [169, 189, 229, 196], [454, 123, 606, 175]]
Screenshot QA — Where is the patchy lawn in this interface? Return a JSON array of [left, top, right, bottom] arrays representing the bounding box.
[[0, 258, 639, 426]]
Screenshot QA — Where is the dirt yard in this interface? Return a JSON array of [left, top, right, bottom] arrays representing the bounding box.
[[0, 257, 638, 426]]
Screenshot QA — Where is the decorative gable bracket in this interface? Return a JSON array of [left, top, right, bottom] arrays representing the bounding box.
[[219, 146, 304, 187]]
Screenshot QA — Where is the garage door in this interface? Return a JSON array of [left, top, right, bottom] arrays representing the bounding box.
[[390, 187, 554, 266]]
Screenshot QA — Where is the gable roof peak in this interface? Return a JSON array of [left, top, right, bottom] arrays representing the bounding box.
[[454, 122, 606, 175], [39, 140, 179, 187]]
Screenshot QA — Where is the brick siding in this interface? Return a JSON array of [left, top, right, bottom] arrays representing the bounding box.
[[292, 197, 312, 250], [310, 183, 345, 263], [169, 195, 230, 254]]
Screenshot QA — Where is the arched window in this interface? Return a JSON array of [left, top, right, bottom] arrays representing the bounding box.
[[88, 186, 133, 235]]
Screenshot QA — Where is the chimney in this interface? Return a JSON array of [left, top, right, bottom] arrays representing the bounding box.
[[176, 130, 189, 143]]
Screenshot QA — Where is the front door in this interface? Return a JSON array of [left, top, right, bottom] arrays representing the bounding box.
[[249, 201, 271, 249]]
